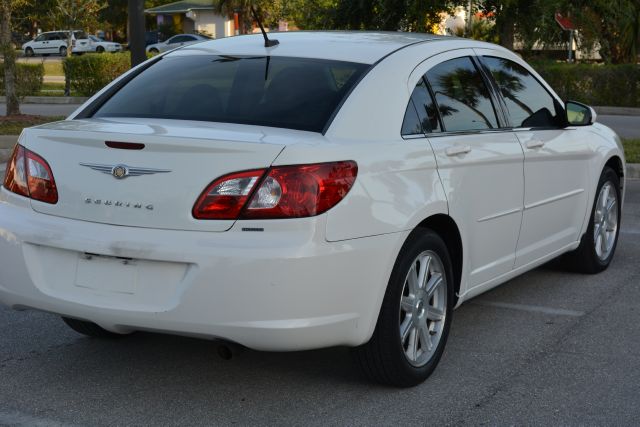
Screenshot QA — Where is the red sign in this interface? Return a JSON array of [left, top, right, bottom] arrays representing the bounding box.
[[555, 13, 575, 31]]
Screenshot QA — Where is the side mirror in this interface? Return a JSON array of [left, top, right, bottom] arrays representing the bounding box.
[[566, 101, 596, 126]]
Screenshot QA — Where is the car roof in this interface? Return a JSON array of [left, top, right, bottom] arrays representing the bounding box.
[[171, 31, 451, 64]]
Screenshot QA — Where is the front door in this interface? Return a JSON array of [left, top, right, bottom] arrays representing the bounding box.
[[476, 50, 592, 268]]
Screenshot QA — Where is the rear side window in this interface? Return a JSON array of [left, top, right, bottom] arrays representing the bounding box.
[[92, 55, 369, 133], [425, 56, 499, 132], [402, 78, 442, 136], [482, 56, 563, 128]]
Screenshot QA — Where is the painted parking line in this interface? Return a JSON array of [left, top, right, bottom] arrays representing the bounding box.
[[472, 301, 586, 317]]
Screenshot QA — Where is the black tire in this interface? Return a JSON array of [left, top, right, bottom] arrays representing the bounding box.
[[62, 317, 126, 338], [25, 47, 34, 57], [96, 46, 105, 53], [566, 167, 621, 274], [149, 48, 159, 55], [352, 229, 455, 387], [59, 46, 67, 56]]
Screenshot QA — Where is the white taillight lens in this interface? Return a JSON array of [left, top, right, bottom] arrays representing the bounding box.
[[192, 169, 265, 219], [248, 176, 282, 209], [3, 145, 29, 198], [2, 144, 58, 204]]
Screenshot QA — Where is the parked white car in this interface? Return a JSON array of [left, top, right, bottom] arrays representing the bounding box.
[[75, 35, 122, 53], [22, 30, 86, 57], [145, 33, 210, 54], [0, 32, 625, 387]]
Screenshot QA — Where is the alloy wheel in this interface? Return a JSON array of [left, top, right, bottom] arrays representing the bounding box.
[[399, 250, 447, 367], [593, 181, 618, 261]]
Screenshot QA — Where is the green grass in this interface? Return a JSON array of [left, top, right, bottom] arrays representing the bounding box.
[[43, 61, 64, 76], [0, 115, 66, 136], [623, 138, 640, 164]]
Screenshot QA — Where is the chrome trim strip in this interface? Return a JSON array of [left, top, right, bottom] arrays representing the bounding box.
[[524, 188, 584, 210], [477, 207, 522, 222], [80, 163, 171, 178]]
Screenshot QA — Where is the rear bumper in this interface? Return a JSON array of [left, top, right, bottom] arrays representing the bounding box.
[[0, 187, 405, 351]]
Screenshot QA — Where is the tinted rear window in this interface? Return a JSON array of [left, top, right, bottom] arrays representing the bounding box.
[[92, 55, 369, 133]]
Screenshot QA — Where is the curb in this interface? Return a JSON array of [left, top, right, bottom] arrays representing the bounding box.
[[593, 106, 640, 116], [0, 96, 89, 104]]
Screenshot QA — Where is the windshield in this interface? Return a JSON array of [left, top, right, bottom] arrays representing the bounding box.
[[89, 35, 101, 42], [92, 55, 369, 133]]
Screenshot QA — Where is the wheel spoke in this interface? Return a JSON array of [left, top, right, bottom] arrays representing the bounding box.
[[600, 227, 609, 253], [594, 222, 602, 241], [600, 185, 610, 210], [407, 264, 419, 294], [419, 324, 433, 352], [401, 296, 415, 313], [427, 307, 445, 321], [417, 255, 431, 290], [408, 327, 419, 360], [400, 315, 414, 343], [425, 273, 443, 298], [606, 198, 616, 214]]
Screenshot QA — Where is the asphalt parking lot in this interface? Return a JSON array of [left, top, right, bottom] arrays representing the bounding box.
[[0, 180, 639, 425]]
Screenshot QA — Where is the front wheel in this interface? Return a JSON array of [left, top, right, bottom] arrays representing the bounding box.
[[149, 48, 159, 55], [567, 167, 621, 273], [352, 229, 454, 387], [25, 47, 34, 57], [96, 46, 105, 53]]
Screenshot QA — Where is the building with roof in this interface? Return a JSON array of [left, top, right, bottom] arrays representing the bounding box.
[[144, 0, 235, 39]]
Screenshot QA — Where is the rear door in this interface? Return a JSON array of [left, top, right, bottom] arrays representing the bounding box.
[[476, 49, 592, 268], [410, 50, 525, 288]]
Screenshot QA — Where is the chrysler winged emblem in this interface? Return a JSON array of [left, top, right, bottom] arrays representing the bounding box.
[[80, 163, 171, 179]]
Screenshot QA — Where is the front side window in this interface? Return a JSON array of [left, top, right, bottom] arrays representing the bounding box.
[[425, 56, 499, 132], [35, 34, 46, 42], [92, 55, 369, 133], [482, 56, 563, 128]]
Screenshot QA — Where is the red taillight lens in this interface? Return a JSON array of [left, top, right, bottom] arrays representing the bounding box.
[[243, 161, 358, 219], [192, 161, 358, 220], [2, 144, 58, 204], [192, 169, 266, 219]]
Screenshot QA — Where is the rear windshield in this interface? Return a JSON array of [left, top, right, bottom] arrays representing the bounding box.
[[92, 55, 369, 133]]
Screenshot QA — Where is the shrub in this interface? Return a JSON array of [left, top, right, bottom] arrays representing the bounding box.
[[531, 62, 640, 107], [63, 53, 131, 96], [0, 62, 44, 97]]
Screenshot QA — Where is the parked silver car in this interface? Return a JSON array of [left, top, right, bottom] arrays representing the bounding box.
[[145, 33, 210, 54]]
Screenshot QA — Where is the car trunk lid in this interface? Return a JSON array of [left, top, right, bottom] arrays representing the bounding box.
[[20, 118, 295, 232]]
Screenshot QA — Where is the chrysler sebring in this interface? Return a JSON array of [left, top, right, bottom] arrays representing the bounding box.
[[0, 32, 625, 387]]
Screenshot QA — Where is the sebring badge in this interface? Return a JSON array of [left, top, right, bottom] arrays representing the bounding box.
[[79, 163, 171, 179]]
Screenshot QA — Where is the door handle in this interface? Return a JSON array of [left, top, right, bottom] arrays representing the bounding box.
[[445, 145, 472, 156], [526, 139, 546, 149]]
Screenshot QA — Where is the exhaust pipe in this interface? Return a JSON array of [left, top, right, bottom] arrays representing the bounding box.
[[216, 342, 244, 360]]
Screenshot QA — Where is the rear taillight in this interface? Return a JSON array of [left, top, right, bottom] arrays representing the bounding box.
[[192, 161, 357, 220], [2, 144, 58, 204]]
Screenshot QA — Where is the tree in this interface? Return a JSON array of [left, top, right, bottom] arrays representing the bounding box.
[[568, 0, 640, 63], [0, 0, 28, 116], [216, 0, 284, 34], [55, 0, 105, 94]]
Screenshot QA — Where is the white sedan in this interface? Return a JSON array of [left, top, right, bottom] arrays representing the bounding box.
[[74, 35, 122, 53], [145, 33, 210, 54], [0, 32, 625, 387]]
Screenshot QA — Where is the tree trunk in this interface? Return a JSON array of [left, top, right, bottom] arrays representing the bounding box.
[[0, 0, 20, 116], [128, 0, 146, 67], [497, 9, 515, 51], [65, 32, 72, 96]]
